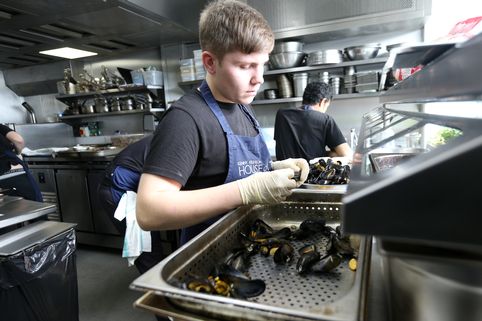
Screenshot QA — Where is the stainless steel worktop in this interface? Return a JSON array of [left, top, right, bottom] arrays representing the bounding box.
[[0, 195, 56, 229]]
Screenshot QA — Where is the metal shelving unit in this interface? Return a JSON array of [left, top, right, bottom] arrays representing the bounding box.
[[251, 91, 381, 105], [55, 85, 162, 104], [58, 108, 165, 120], [263, 57, 387, 76], [343, 33, 482, 251], [178, 57, 387, 102]]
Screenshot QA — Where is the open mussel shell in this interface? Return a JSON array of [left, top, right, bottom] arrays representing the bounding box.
[[249, 219, 274, 239], [298, 244, 317, 255], [258, 238, 284, 256], [185, 278, 214, 294]]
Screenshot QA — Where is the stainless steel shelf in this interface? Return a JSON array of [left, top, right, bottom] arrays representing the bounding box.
[[178, 79, 202, 86], [177, 58, 387, 87], [58, 108, 165, 120], [56, 85, 162, 103], [252, 91, 382, 105], [380, 34, 482, 104], [263, 57, 388, 75]]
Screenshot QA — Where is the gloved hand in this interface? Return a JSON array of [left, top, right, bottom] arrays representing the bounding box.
[[237, 168, 297, 205], [271, 158, 309, 187]]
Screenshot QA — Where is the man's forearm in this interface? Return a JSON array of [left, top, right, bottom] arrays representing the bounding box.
[[136, 179, 243, 231]]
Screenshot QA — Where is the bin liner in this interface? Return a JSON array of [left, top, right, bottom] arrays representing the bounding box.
[[0, 228, 78, 321]]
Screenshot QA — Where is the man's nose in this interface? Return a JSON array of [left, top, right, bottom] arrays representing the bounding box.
[[252, 65, 264, 85]]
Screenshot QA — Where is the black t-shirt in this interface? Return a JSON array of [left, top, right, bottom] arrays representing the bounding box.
[[113, 135, 153, 173], [274, 107, 346, 161], [143, 89, 258, 190], [0, 124, 15, 174]]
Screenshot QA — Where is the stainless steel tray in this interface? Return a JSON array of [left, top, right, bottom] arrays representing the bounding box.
[[131, 199, 371, 321]]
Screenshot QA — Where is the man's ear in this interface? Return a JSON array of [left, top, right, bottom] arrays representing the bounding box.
[[202, 51, 216, 75]]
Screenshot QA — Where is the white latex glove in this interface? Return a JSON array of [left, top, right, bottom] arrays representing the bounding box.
[[237, 168, 297, 205], [271, 158, 309, 187]]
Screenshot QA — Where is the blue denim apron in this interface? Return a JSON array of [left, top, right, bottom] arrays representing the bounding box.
[[1, 149, 42, 202], [180, 81, 271, 245]]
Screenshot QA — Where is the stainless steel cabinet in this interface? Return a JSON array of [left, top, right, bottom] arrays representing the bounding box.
[[55, 169, 94, 232], [87, 170, 119, 235], [29, 168, 61, 221]]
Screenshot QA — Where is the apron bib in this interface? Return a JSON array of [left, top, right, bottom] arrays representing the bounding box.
[[180, 81, 271, 244]]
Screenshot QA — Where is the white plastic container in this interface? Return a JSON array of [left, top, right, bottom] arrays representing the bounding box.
[[142, 70, 163, 87], [130, 70, 144, 85]]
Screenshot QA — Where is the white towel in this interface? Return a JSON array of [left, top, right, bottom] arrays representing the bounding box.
[[114, 191, 151, 266]]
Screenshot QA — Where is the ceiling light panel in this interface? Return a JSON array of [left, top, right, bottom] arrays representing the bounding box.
[[39, 47, 97, 59]]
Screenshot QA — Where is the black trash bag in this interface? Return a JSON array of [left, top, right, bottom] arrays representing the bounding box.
[[0, 228, 78, 321]]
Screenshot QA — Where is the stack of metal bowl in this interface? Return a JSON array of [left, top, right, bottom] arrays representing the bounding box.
[[344, 44, 381, 61], [276, 74, 293, 98], [306, 49, 343, 66], [269, 41, 305, 69]]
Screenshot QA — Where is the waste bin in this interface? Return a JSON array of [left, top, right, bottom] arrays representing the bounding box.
[[0, 221, 78, 321]]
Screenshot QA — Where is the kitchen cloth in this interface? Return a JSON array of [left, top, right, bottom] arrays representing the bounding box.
[[114, 191, 151, 266]]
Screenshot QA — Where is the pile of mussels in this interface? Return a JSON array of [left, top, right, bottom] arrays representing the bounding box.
[[181, 218, 358, 299], [306, 158, 351, 185]]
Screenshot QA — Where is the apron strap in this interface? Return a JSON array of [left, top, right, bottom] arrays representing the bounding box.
[[199, 81, 234, 135]]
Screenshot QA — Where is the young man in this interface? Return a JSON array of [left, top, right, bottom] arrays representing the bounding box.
[[97, 135, 176, 274], [0, 124, 41, 202], [136, 0, 309, 245], [0, 124, 25, 174], [274, 82, 353, 161]]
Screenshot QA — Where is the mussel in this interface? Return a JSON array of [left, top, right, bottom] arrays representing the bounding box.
[[259, 238, 284, 256], [296, 251, 321, 274], [249, 219, 273, 239], [273, 242, 295, 264], [310, 254, 342, 273], [217, 273, 266, 299], [292, 218, 326, 240], [223, 248, 251, 272], [186, 278, 214, 294]]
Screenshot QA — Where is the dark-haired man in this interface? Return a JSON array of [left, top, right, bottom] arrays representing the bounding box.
[[274, 81, 352, 161]]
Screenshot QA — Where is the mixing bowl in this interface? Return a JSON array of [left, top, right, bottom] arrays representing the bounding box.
[[269, 52, 305, 69], [344, 45, 381, 60]]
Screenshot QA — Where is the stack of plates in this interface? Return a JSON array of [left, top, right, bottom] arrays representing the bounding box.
[[306, 49, 343, 66]]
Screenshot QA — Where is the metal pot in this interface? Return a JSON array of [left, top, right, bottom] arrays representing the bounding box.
[[121, 97, 134, 111], [94, 98, 109, 113], [264, 89, 278, 99], [81, 103, 95, 114], [110, 98, 121, 112]]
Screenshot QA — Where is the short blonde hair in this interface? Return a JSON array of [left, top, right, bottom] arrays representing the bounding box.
[[199, 0, 274, 61]]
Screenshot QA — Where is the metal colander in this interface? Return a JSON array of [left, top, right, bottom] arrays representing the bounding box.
[[131, 200, 370, 321]]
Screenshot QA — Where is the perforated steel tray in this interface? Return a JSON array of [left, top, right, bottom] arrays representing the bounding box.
[[131, 197, 371, 321]]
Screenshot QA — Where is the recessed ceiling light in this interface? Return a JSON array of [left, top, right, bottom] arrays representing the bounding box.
[[39, 47, 97, 59]]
